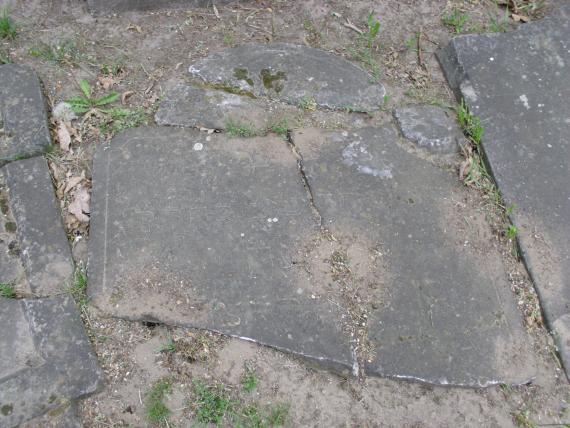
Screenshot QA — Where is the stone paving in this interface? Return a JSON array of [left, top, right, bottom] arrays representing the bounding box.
[[2, 3, 570, 425], [89, 42, 536, 387], [0, 65, 103, 428], [438, 4, 570, 375]]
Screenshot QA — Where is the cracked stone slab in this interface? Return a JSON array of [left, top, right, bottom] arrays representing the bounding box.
[[155, 84, 296, 131], [437, 5, 570, 376], [87, 0, 233, 14], [0, 64, 51, 167], [294, 127, 536, 386], [394, 105, 466, 154], [0, 296, 104, 428], [88, 127, 353, 374], [1, 157, 74, 296], [189, 43, 386, 112]]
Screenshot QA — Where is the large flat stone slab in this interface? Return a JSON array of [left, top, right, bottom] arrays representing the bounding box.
[[155, 84, 295, 131], [2, 157, 74, 295], [88, 127, 353, 374], [189, 43, 386, 112], [87, 0, 233, 14], [437, 6, 570, 375], [294, 127, 536, 386], [0, 64, 51, 166], [0, 296, 103, 428]]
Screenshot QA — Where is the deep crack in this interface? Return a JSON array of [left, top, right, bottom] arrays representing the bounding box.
[[285, 130, 323, 228]]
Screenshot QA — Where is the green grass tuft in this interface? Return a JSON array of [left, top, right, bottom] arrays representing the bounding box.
[[241, 368, 259, 393], [226, 120, 258, 138], [0, 283, 16, 298], [192, 380, 233, 424], [0, 9, 17, 40], [146, 379, 172, 424]]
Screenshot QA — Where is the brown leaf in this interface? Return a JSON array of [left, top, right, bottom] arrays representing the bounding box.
[[511, 13, 530, 22], [127, 23, 142, 33], [98, 75, 116, 90], [64, 175, 83, 194], [121, 91, 135, 105], [68, 186, 90, 223], [56, 121, 71, 152]]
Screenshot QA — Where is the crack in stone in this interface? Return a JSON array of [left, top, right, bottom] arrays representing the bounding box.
[[285, 130, 323, 228]]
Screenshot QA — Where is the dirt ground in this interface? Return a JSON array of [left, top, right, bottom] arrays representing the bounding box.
[[2, 0, 570, 426]]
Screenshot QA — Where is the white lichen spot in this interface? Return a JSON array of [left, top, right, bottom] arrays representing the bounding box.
[[519, 94, 530, 109], [272, 217, 278, 222], [193, 143, 203, 151]]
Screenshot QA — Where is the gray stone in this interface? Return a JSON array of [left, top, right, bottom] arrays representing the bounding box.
[[0, 64, 51, 166], [155, 84, 295, 131], [437, 5, 570, 376], [88, 127, 353, 374], [87, 0, 233, 14], [294, 127, 536, 386], [189, 43, 386, 112], [20, 401, 82, 428], [2, 157, 74, 295], [394, 105, 466, 154], [0, 296, 103, 428]]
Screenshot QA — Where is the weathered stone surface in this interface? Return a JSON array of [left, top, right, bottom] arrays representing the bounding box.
[[437, 5, 570, 375], [189, 43, 386, 112], [294, 127, 536, 386], [394, 105, 465, 154], [87, 0, 233, 14], [0, 296, 103, 428], [155, 84, 295, 131], [0, 64, 51, 166], [2, 157, 74, 295], [88, 127, 353, 374]]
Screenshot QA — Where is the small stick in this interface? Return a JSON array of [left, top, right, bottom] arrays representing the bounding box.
[[344, 19, 364, 35], [416, 30, 424, 68]]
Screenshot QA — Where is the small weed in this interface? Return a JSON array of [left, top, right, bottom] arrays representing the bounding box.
[[511, 0, 546, 17], [488, 7, 510, 33], [457, 100, 484, 145], [405, 35, 418, 52], [505, 224, 518, 240], [241, 368, 259, 393], [0, 49, 11, 64], [365, 12, 381, 52], [0, 9, 17, 40], [192, 380, 233, 425], [513, 408, 535, 427], [146, 378, 172, 425], [99, 107, 149, 135], [223, 31, 235, 46], [69, 267, 89, 309], [226, 120, 258, 138], [268, 118, 289, 136], [67, 79, 119, 115], [303, 19, 322, 47], [100, 62, 125, 76], [506, 203, 517, 216], [298, 95, 317, 111], [347, 11, 382, 81], [267, 403, 289, 426], [29, 40, 81, 66], [159, 339, 176, 354], [442, 8, 469, 34], [0, 283, 16, 298]]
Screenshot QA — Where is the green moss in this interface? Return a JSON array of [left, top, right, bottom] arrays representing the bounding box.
[[260, 69, 286, 93], [1, 404, 13, 416], [207, 81, 255, 98], [4, 221, 16, 232], [233, 68, 254, 87]]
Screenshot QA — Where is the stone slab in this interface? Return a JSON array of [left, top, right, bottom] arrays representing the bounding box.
[[189, 43, 386, 112], [0, 64, 51, 166], [0, 296, 104, 428], [88, 127, 353, 374], [87, 0, 233, 14], [437, 5, 570, 375], [2, 157, 74, 295], [394, 105, 466, 154], [294, 127, 536, 386], [155, 84, 295, 131]]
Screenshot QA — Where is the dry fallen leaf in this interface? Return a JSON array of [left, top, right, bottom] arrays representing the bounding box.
[[127, 23, 142, 33], [64, 173, 84, 194], [122, 91, 135, 105], [98, 75, 116, 90], [56, 121, 71, 152], [68, 186, 90, 223], [511, 13, 530, 22]]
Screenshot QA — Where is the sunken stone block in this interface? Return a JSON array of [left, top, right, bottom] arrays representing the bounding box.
[[189, 43, 386, 112], [438, 4, 570, 377], [2, 157, 74, 295], [0, 64, 51, 166], [394, 105, 466, 154], [0, 296, 103, 428]]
